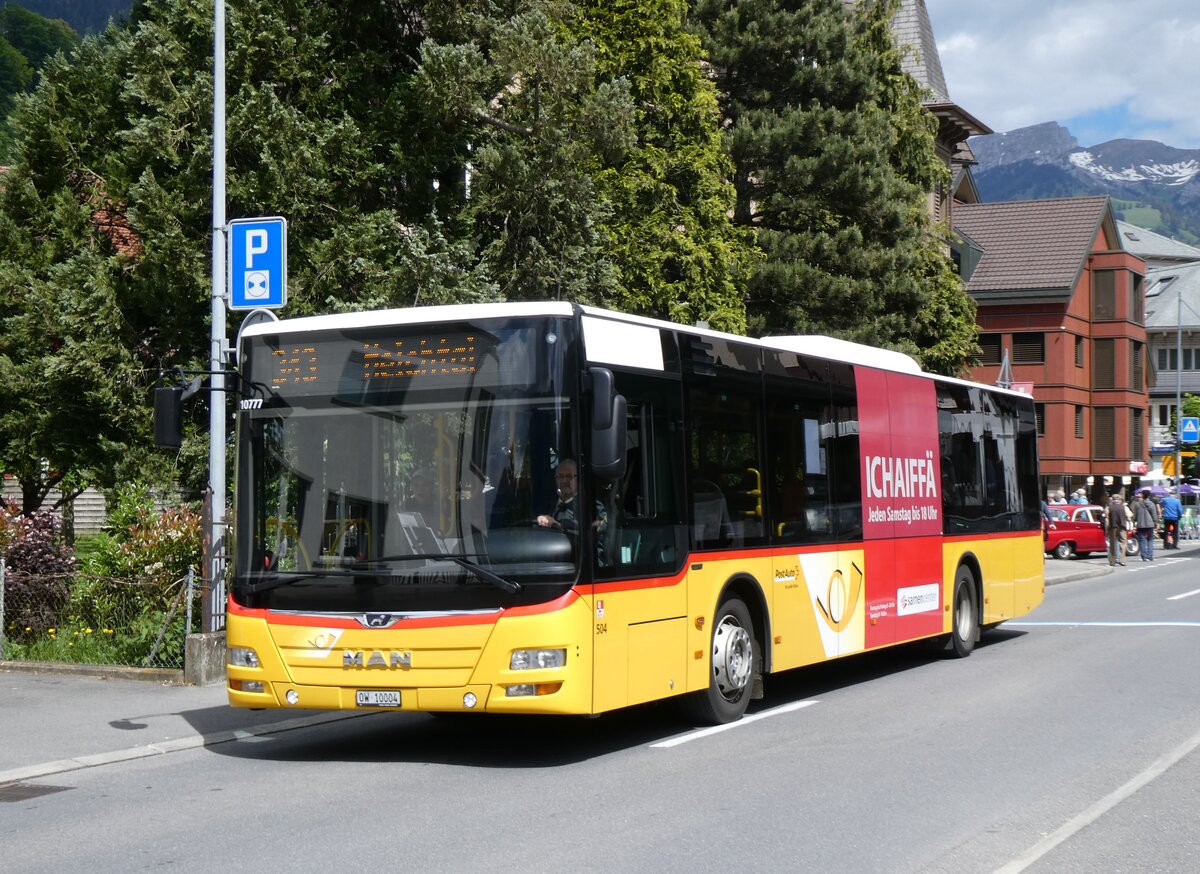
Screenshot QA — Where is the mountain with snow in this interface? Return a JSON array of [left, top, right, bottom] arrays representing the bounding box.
[[970, 123, 1200, 245]]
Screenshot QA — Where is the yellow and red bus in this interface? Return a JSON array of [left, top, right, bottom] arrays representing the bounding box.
[[227, 303, 1043, 723]]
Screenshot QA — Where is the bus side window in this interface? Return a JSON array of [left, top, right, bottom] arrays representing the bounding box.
[[685, 381, 766, 550], [762, 354, 843, 546], [592, 373, 686, 578]]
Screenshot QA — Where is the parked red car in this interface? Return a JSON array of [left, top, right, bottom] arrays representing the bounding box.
[[1044, 504, 1138, 559]]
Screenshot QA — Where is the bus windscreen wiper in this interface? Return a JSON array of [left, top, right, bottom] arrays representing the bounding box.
[[350, 553, 521, 594], [240, 570, 355, 594]]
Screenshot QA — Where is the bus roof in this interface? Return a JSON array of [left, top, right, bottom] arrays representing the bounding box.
[[237, 301, 1027, 398]]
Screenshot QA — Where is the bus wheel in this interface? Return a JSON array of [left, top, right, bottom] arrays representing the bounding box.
[[944, 567, 978, 659], [682, 597, 755, 725]]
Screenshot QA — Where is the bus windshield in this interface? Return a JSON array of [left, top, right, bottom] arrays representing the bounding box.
[[233, 316, 581, 613]]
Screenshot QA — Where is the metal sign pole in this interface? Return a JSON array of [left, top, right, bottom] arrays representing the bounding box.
[[209, 0, 227, 619]]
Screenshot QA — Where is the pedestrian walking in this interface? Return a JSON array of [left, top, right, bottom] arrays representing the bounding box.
[[1160, 488, 1183, 549], [1068, 488, 1089, 505], [1104, 492, 1130, 566], [1133, 490, 1159, 561]]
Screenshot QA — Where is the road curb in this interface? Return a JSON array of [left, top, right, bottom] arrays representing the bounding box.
[[1044, 564, 1115, 586], [0, 710, 373, 786], [0, 661, 185, 684]]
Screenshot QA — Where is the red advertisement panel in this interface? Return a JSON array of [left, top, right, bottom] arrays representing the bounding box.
[[856, 369, 942, 540]]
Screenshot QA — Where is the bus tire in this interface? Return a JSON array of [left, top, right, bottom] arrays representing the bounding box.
[[682, 597, 755, 725], [944, 566, 978, 659]]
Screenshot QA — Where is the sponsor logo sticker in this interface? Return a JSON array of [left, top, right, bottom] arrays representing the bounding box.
[[897, 583, 940, 616]]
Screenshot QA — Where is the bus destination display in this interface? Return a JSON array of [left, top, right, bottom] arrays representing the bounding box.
[[262, 332, 481, 392]]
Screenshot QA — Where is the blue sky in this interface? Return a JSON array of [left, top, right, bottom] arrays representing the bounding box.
[[924, 0, 1200, 149]]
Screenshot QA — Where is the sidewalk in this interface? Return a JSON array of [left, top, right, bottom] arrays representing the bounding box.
[[1042, 532, 1198, 586], [0, 667, 364, 785]]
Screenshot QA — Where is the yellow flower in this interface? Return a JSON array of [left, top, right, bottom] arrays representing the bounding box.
[[103, 628, 114, 635]]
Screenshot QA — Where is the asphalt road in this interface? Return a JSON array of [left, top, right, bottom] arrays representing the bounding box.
[[2, 550, 1198, 873]]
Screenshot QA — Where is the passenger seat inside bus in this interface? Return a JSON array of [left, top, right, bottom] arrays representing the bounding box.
[[692, 479, 735, 548]]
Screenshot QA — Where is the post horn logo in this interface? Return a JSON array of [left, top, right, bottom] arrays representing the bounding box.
[[815, 562, 863, 633]]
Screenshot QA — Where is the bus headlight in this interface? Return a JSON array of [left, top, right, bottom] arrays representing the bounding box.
[[229, 646, 260, 668], [510, 648, 566, 670]]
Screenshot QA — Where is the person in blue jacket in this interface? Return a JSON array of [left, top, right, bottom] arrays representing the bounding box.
[[1160, 488, 1183, 549]]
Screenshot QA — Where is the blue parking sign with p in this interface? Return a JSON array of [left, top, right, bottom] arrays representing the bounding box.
[[229, 217, 287, 310]]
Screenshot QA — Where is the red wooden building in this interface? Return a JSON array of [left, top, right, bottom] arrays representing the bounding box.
[[953, 196, 1148, 501]]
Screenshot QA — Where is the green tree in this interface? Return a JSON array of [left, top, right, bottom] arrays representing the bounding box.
[[0, 4, 77, 69], [689, 0, 977, 373], [415, 0, 635, 303], [574, 0, 754, 332], [0, 0, 498, 509], [0, 4, 78, 158]]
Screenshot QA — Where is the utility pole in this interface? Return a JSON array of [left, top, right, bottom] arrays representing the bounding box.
[[208, 0, 227, 630]]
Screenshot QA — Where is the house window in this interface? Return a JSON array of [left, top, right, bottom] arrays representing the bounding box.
[[1012, 332, 1044, 364], [1093, 407, 1116, 458], [978, 333, 1001, 365], [1093, 270, 1116, 320], [1035, 403, 1046, 436], [1158, 348, 1168, 371], [1158, 405, 1170, 428], [1075, 405, 1085, 438], [1131, 341, 1144, 390], [1093, 338, 1115, 389], [1075, 336, 1084, 367], [1131, 273, 1145, 324], [1132, 409, 1144, 458], [1185, 348, 1194, 371]]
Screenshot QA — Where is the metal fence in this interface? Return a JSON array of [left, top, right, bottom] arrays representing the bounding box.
[[0, 558, 202, 670]]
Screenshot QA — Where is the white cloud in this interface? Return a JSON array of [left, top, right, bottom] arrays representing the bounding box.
[[923, 0, 1200, 148]]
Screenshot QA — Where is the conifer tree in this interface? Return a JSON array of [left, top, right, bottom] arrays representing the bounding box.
[[690, 0, 977, 373], [574, 0, 755, 332]]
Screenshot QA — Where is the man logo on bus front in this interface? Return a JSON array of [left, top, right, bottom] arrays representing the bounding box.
[[363, 613, 398, 628]]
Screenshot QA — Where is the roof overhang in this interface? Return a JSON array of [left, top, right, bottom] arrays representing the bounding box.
[[968, 287, 1073, 305], [925, 102, 993, 145]]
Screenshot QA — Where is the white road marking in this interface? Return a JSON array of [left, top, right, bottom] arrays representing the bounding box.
[[1009, 621, 1200, 627], [650, 700, 818, 749], [994, 725, 1200, 873], [1168, 588, 1200, 601]]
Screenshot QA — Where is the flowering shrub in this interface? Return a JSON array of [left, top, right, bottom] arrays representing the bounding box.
[[1, 488, 200, 667], [0, 507, 76, 637], [77, 485, 201, 621]]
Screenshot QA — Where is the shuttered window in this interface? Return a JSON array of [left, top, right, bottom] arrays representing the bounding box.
[[1075, 336, 1084, 367], [1093, 408, 1116, 458], [1093, 270, 1116, 320], [978, 333, 1001, 365], [1035, 403, 1046, 436], [1132, 409, 1144, 458], [1131, 341, 1144, 390], [1012, 332, 1044, 364], [1093, 338, 1115, 389], [1131, 273, 1145, 324], [1075, 406, 1085, 438]]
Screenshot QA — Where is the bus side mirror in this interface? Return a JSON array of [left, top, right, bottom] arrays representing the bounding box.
[[154, 386, 184, 449], [589, 367, 626, 482]]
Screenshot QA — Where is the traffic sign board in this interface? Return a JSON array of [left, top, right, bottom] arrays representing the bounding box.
[[228, 217, 287, 310], [1182, 416, 1200, 444]]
